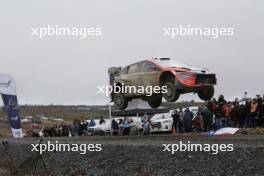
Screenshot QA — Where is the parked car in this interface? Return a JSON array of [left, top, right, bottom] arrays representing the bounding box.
[[150, 112, 173, 133], [150, 107, 199, 133], [86, 117, 143, 135], [86, 119, 111, 135], [109, 58, 216, 110]]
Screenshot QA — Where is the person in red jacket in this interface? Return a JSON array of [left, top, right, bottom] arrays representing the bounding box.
[[222, 102, 233, 127]]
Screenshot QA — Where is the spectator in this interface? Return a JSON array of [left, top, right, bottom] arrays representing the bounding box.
[[99, 116, 105, 125], [218, 95, 227, 107], [237, 103, 246, 128], [80, 121, 88, 136], [111, 119, 119, 136], [208, 99, 217, 114], [184, 108, 194, 133], [171, 110, 180, 133], [222, 102, 233, 127], [122, 118, 130, 135], [118, 119, 124, 134], [143, 119, 151, 135], [89, 118, 96, 127], [230, 101, 239, 127], [256, 95, 263, 127], [214, 105, 222, 130], [192, 107, 203, 132], [73, 118, 81, 136], [250, 99, 258, 126], [179, 108, 185, 133], [244, 99, 252, 128], [201, 107, 213, 132]]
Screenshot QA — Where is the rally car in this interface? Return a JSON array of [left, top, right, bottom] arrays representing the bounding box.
[[108, 58, 217, 110]]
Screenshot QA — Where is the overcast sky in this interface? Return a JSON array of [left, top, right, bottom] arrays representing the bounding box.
[[0, 0, 263, 105]]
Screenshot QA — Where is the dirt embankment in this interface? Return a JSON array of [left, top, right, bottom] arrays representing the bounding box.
[[0, 135, 263, 176]]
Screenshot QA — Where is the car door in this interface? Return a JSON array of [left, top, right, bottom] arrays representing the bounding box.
[[121, 62, 142, 95], [140, 61, 161, 88]]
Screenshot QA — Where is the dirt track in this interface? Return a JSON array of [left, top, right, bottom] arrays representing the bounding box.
[[0, 134, 264, 176]]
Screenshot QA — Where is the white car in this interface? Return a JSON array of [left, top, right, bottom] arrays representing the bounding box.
[[86, 119, 111, 133], [150, 107, 199, 133], [86, 117, 143, 134], [150, 112, 173, 133]]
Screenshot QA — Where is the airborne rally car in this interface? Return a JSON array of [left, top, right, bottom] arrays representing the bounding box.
[[108, 58, 217, 110]]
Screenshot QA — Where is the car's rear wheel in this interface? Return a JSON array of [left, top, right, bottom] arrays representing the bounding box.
[[113, 93, 128, 110], [147, 94, 162, 108], [198, 86, 214, 101], [162, 82, 180, 102]]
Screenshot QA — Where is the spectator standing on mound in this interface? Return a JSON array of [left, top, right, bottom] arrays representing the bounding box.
[[218, 95, 227, 107], [222, 102, 233, 127], [217, 95, 227, 127], [214, 104, 222, 130], [208, 99, 217, 114], [256, 95, 263, 127], [244, 99, 252, 128], [250, 99, 258, 127], [201, 107, 213, 132], [192, 107, 203, 132]]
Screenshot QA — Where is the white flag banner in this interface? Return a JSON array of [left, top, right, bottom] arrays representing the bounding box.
[[0, 74, 23, 138]]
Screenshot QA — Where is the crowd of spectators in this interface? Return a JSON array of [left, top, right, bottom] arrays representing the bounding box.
[[172, 95, 264, 133], [66, 94, 264, 137]]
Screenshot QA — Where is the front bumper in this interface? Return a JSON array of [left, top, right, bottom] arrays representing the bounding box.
[[175, 72, 216, 90]]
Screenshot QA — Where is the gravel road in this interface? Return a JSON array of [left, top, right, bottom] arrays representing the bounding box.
[[0, 134, 263, 176]]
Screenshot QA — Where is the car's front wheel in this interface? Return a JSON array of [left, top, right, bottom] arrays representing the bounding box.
[[113, 93, 128, 110], [198, 86, 214, 101], [162, 82, 180, 102], [147, 94, 162, 108]]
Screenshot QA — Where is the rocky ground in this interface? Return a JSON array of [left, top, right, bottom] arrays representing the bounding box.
[[0, 134, 263, 176]]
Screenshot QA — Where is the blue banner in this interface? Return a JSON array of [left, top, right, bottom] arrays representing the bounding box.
[[1, 94, 22, 137]]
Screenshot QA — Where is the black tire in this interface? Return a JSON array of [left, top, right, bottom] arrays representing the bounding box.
[[147, 94, 162, 108], [198, 86, 215, 101], [162, 82, 180, 102], [113, 93, 128, 110]]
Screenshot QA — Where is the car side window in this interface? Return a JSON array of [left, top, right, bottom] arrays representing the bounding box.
[[141, 61, 159, 72], [121, 67, 128, 74], [128, 64, 140, 74]]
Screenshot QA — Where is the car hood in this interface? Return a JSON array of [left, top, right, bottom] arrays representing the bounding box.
[[166, 66, 209, 74]]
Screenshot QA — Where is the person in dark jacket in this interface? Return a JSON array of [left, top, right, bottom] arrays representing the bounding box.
[[89, 119, 96, 127], [184, 108, 194, 133], [111, 119, 119, 136], [214, 105, 222, 130], [256, 95, 263, 127], [99, 116, 106, 125], [172, 110, 180, 133], [201, 107, 213, 132], [73, 118, 81, 136]]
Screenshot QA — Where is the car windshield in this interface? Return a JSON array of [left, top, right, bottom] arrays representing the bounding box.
[[156, 59, 192, 69]]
